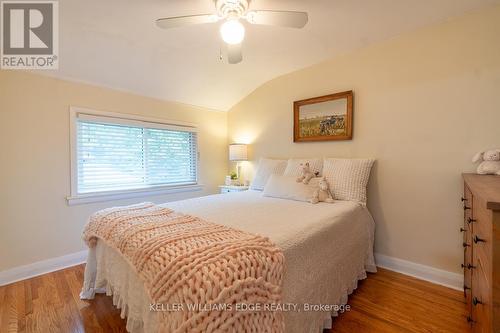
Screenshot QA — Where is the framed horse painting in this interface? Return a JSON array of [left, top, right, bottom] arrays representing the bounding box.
[[293, 91, 353, 142]]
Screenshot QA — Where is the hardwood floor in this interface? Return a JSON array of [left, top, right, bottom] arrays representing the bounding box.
[[328, 269, 470, 333], [0, 265, 469, 333]]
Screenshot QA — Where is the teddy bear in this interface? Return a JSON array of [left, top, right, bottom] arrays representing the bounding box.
[[296, 162, 315, 184], [310, 177, 335, 204], [472, 149, 500, 175]]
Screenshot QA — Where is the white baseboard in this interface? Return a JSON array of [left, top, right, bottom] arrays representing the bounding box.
[[375, 253, 463, 291], [0, 250, 88, 286], [0, 250, 462, 290]]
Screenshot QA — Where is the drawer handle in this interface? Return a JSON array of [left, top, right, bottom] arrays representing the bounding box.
[[473, 236, 486, 244], [464, 206, 471, 211], [463, 285, 471, 297], [467, 316, 475, 324], [472, 297, 482, 306], [462, 242, 470, 248], [467, 217, 476, 224], [460, 227, 466, 232], [462, 263, 475, 270], [461, 197, 467, 202]]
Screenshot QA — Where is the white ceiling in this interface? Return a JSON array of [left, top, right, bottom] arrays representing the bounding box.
[[44, 0, 499, 111]]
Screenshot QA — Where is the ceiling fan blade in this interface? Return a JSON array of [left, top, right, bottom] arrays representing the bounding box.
[[156, 14, 219, 29], [227, 43, 243, 64], [245, 10, 308, 28]]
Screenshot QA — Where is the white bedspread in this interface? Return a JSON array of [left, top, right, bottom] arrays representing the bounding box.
[[81, 190, 376, 333]]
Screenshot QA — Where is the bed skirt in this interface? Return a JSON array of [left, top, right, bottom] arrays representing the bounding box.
[[81, 241, 375, 333]]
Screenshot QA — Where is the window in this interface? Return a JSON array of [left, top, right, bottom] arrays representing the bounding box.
[[68, 108, 200, 204]]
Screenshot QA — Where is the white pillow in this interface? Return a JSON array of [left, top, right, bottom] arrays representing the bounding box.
[[263, 175, 319, 202], [284, 158, 323, 177], [323, 158, 375, 203], [250, 158, 287, 191]]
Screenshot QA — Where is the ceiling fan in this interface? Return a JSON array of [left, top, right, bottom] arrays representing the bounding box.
[[156, 0, 308, 64]]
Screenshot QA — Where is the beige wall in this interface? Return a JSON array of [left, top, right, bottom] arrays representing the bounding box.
[[0, 71, 227, 271], [228, 5, 500, 273]]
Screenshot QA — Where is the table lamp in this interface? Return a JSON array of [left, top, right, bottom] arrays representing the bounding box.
[[229, 144, 248, 184]]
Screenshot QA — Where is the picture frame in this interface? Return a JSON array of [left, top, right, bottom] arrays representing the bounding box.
[[293, 90, 353, 142]]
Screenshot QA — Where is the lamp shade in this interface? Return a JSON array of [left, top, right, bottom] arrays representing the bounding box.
[[229, 144, 247, 161]]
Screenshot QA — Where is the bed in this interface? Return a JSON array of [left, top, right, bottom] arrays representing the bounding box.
[[81, 190, 376, 333]]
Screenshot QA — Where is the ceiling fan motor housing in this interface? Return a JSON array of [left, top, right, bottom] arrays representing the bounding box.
[[215, 0, 249, 18]]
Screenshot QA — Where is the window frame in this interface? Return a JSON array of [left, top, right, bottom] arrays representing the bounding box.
[[67, 107, 202, 206]]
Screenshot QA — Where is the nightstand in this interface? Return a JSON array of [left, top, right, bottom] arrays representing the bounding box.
[[219, 185, 249, 194]]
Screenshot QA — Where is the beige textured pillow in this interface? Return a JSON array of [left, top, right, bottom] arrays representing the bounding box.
[[323, 158, 375, 203], [284, 158, 323, 177], [262, 175, 320, 202], [250, 158, 287, 191]]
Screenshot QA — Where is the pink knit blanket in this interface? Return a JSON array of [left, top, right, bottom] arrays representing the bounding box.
[[82, 202, 285, 332]]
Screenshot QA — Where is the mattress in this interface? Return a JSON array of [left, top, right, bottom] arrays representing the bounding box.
[[81, 190, 376, 333]]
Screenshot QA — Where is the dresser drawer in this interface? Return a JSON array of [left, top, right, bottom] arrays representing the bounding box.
[[473, 197, 493, 244], [463, 223, 472, 277], [464, 243, 472, 298], [464, 223, 472, 261], [472, 252, 492, 333], [464, 184, 473, 218]]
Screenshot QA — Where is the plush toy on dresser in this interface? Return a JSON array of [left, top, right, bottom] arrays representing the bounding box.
[[472, 149, 500, 175], [310, 177, 334, 204]]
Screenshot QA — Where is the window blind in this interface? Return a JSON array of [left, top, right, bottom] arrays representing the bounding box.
[[76, 114, 197, 194]]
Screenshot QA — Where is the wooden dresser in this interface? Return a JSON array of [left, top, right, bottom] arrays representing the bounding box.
[[462, 174, 500, 332]]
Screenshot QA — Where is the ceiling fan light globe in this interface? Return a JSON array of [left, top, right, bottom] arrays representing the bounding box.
[[220, 19, 245, 45]]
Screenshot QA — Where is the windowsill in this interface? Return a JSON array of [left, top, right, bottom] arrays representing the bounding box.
[[66, 184, 204, 206]]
